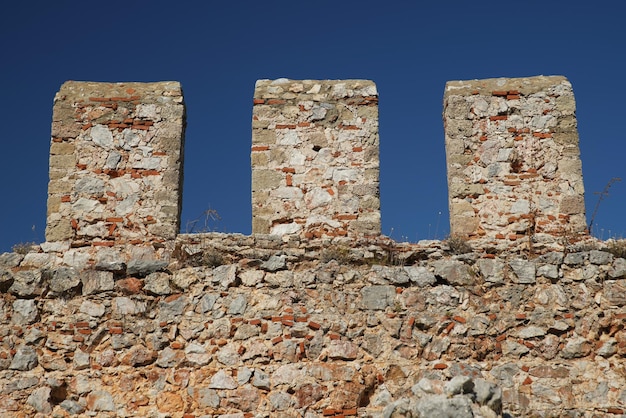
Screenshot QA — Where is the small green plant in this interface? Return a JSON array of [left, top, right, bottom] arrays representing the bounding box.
[[445, 234, 472, 255], [12, 242, 37, 255]]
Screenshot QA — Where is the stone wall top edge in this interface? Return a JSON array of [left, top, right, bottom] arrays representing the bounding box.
[[444, 75, 570, 98], [56, 80, 183, 102], [254, 78, 377, 98]]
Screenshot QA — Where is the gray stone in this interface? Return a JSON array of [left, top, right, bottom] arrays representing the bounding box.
[[73, 349, 91, 370], [234, 324, 259, 340], [75, 177, 105, 194], [414, 394, 474, 418], [404, 266, 436, 287], [209, 369, 238, 389], [537, 252, 564, 265], [9, 270, 43, 297], [261, 255, 287, 271], [26, 386, 52, 414], [185, 346, 211, 366], [238, 367, 253, 385], [360, 285, 395, 310], [473, 378, 502, 412], [509, 259, 536, 284], [217, 345, 239, 366], [604, 281, 626, 306], [269, 391, 294, 411], [561, 336, 591, 359], [444, 375, 474, 395], [0, 252, 23, 267], [198, 293, 219, 313], [80, 300, 105, 317], [4, 376, 39, 393], [597, 339, 617, 358], [90, 124, 114, 148], [156, 347, 181, 368], [60, 399, 85, 414], [49, 267, 80, 293], [537, 264, 559, 280], [372, 265, 410, 285], [12, 299, 38, 325], [189, 387, 220, 408], [212, 264, 238, 288], [590, 250, 612, 265], [564, 252, 585, 266], [87, 389, 116, 411], [95, 248, 126, 272], [429, 285, 461, 306], [81, 270, 114, 295], [228, 294, 248, 315], [252, 369, 270, 390], [517, 326, 546, 339], [127, 259, 168, 277], [10, 345, 38, 370], [502, 340, 529, 357], [433, 259, 473, 286], [144, 272, 173, 295], [477, 258, 505, 284], [609, 258, 626, 278], [327, 340, 359, 360], [158, 295, 188, 323]]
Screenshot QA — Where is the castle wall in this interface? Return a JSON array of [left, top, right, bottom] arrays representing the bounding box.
[[2, 76, 621, 417], [443, 76, 586, 249], [252, 79, 380, 238], [46, 81, 185, 246], [1, 235, 625, 417]]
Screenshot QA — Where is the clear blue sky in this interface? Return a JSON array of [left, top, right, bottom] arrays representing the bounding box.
[[1, 0, 624, 252]]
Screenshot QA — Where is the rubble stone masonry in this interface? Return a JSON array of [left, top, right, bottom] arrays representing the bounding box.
[[444, 76, 586, 250], [46, 81, 185, 246], [252, 79, 380, 239], [3, 76, 624, 417]]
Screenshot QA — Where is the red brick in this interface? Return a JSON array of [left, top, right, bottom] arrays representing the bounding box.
[[492, 91, 507, 96], [352, 147, 363, 152], [271, 336, 283, 344], [282, 167, 296, 173], [489, 115, 507, 121], [92, 241, 115, 247], [251, 145, 269, 151], [266, 99, 286, 105], [308, 321, 321, 330], [506, 94, 520, 100], [453, 315, 466, 324], [523, 376, 532, 385], [276, 124, 297, 129], [433, 363, 448, 369]]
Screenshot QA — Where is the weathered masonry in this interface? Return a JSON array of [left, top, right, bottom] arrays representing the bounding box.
[[46, 81, 185, 246], [444, 76, 586, 249], [252, 79, 381, 238]]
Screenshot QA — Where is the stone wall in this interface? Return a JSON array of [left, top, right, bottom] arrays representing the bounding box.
[[444, 76, 586, 251], [252, 79, 380, 238], [3, 76, 623, 417], [1, 235, 626, 417], [46, 81, 185, 246]]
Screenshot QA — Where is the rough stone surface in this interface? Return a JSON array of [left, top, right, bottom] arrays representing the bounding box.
[[444, 76, 586, 251], [1, 77, 620, 418], [46, 81, 185, 245], [252, 79, 380, 238]]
